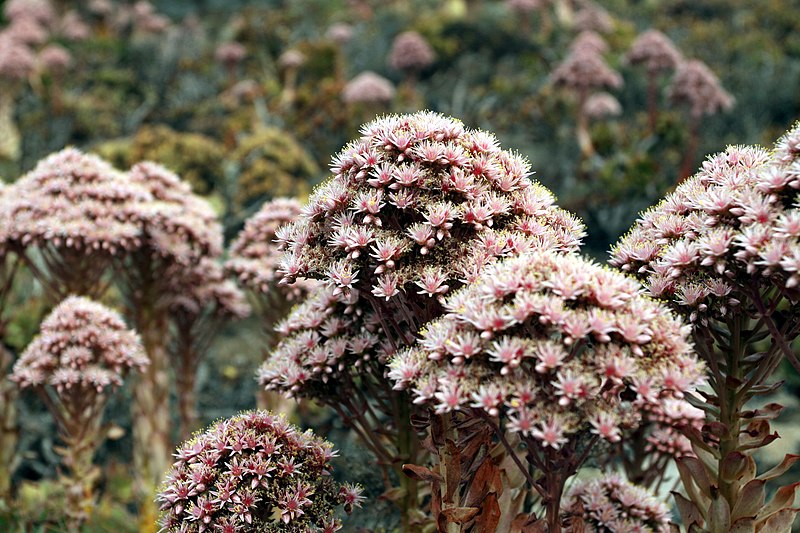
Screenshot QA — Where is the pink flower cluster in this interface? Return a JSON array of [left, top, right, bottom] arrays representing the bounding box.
[[584, 92, 622, 120], [227, 198, 316, 302], [667, 59, 733, 119], [389, 31, 435, 73], [562, 474, 670, 533], [574, 4, 614, 34], [10, 296, 147, 393], [127, 161, 223, 265], [277, 111, 584, 307], [389, 252, 702, 450], [157, 411, 362, 533], [171, 258, 250, 320], [258, 285, 388, 399], [0, 148, 151, 256], [625, 30, 681, 74], [611, 124, 800, 320], [643, 398, 703, 460], [342, 71, 395, 104], [552, 35, 622, 92]]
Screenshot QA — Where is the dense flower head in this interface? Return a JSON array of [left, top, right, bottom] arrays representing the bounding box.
[[389, 252, 702, 450], [58, 10, 91, 42], [570, 31, 609, 55], [552, 45, 623, 92], [157, 410, 361, 532], [341, 71, 395, 104], [258, 285, 388, 400], [326, 23, 354, 45], [625, 30, 681, 74], [574, 3, 614, 34], [10, 296, 148, 393], [215, 42, 247, 66], [667, 59, 733, 118], [171, 258, 251, 320], [6, 16, 49, 45], [0, 33, 36, 80], [3, 0, 56, 27], [127, 161, 223, 264], [610, 132, 800, 319], [227, 198, 316, 302], [0, 148, 151, 256], [277, 111, 584, 312], [388, 31, 435, 73], [642, 398, 703, 460], [562, 474, 670, 533], [37, 44, 73, 73], [278, 49, 306, 70], [584, 92, 622, 119]]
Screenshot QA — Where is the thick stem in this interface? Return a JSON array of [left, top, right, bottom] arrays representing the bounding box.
[[0, 345, 17, 501], [646, 73, 658, 132], [397, 400, 422, 533], [576, 91, 593, 159], [62, 427, 101, 532]]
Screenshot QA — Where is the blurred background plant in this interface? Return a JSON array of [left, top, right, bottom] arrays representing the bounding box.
[[0, 0, 798, 531]]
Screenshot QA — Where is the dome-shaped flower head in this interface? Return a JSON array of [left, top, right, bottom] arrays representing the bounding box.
[[505, 0, 546, 15], [59, 10, 91, 42], [341, 71, 396, 104], [552, 45, 623, 93], [0, 34, 36, 81], [625, 30, 681, 75], [37, 44, 73, 74], [0, 148, 151, 298], [171, 258, 250, 321], [584, 92, 622, 120], [389, 252, 702, 450], [570, 31, 610, 55], [278, 112, 584, 342], [157, 410, 362, 532], [388, 31, 435, 74], [562, 474, 670, 533], [6, 17, 49, 45], [574, 3, 614, 34], [326, 23, 354, 45], [609, 141, 800, 321], [667, 59, 733, 119], [127, 161, 223, 265], [3, 0, 55, 27], [278, 49, 306, 70], [11, 296, 147, 396], [258, 285, 389, 401], [214, 41, 246, 67], [227, 198, 317, 303]]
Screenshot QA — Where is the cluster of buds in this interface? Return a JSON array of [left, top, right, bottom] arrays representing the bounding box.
[[667, 59, 733, 119], [127, 161, 223, 265], [552, 33, 622, 93], [277, 112, 583, 332], [157, 411, 363, 532], [11, 296, 147, 399], [227, 198, 316, 303], [258, 285, 387, 401], [610, 127, 800, 320], [388, 31, 435, 74], [389, 252, 703, 451], [342, 71, 396, 104], [0, 148, 150, 258], [625, 30, 681, 75], [171, 257, 250, 322], [562, 474, 670, 533]]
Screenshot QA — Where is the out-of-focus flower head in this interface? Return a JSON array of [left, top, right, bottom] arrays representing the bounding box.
[[643, 398, 703, 460], [326, 23, 354, 45], [6, 16, 49, 45], [11, 296, 147, 394], [552, 44, 623, 93], [625, 29, 681, 74], [667, 59, 733, 119], [0, 148, 151, 258], [258, 285, 387, 400], [131, 1, 170, 34], [156, 410, 360, 532], [505, 0, 547, 14], [610, 129, 800, 320], [389, 252, 702, 451], [278, 111, 584, 310], [3, 0, 55, 28], [59, 10, 91, 41], [214, 41, 246, 67], [0, 34, 36, 81], [562, 474, 670, 533], [574, 3, 614, 34], [569, 30, 609, 55], [126, 161, 223, 265], [278, 49, 306, 70], [88, 0, 113, 17], [37, 44, 72, 74], [341, 71, 395, 104], [388, 31, 435, 74], [227, 198, 316, 302], [584, 92, 622, 120], [170, 258, 250, 321]]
